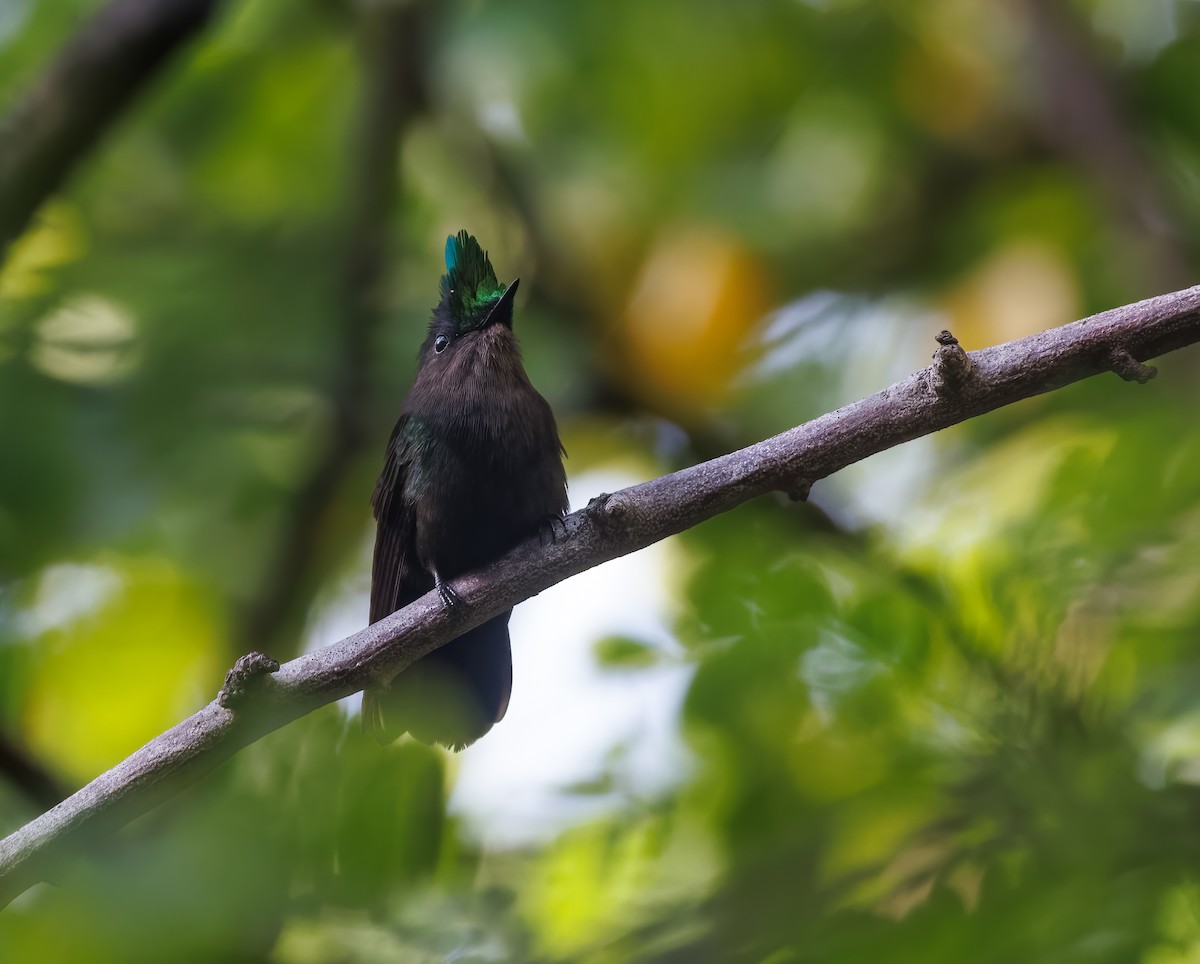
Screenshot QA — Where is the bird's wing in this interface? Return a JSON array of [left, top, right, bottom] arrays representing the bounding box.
[[369, 415, 419, 624]]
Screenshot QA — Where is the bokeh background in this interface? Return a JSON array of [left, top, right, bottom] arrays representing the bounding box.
[[3, 0, 1200, 960]]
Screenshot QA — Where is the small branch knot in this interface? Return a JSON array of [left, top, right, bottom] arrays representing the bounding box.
[[1108, 347, 1157, 384], [218, 651, 280, 708], [787, 479, 812, 502], [929, 330, 975, 397], [586, 491, 632, 530]]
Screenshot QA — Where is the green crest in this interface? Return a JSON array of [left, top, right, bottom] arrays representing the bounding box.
[[441, 230, 507, 327]]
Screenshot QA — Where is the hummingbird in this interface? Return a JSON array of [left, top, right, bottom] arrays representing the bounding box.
[[363, 230, 568, 749]]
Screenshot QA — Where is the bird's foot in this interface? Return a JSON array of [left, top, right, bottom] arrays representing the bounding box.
[[218, 651, 280, 708], [539, 515, 568, 546], [434, 575, 461, 609]]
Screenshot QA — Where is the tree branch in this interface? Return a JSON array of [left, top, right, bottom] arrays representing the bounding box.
[[2, 284, 1199, 907], [0, 0, 223, 261]]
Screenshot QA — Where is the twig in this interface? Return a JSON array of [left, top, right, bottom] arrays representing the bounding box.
[[235, 1, 427, 659], [0, 0, 223, 260], [1, 284, 1199, 906]]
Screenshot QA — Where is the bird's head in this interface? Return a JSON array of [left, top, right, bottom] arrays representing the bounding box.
[[419, 231, 519, 362]]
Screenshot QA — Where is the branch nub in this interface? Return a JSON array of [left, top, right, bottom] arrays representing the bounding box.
[[586, 491, 632, 530], [787, 479, 813, 502], [218, 652, 280, 708], [1108, 348, 1157, 383], [930, 330, 974, 397]]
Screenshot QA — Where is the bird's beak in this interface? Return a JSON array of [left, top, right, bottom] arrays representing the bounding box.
[[483, 278, 519, 330]]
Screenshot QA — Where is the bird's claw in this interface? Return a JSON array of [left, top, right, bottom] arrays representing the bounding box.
[[436, 580, 462, 609], [539, 515, 568, 546]]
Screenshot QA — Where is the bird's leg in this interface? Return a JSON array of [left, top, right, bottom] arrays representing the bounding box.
[[432, 568, 461, 608]]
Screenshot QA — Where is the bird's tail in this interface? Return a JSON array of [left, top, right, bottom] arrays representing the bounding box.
[[362, 611, 513, 751]]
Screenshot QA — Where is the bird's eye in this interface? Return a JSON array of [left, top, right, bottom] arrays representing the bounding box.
[[434, 334, 449, 354]]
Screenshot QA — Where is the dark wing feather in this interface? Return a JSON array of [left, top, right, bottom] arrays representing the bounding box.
[[368, 416, 419, 624], [364, 416, 421, 742]]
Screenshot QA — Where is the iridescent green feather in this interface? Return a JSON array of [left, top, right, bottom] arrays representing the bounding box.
[[441, 230, 507, 330]]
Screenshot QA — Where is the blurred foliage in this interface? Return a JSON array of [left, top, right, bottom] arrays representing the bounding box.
[[3, 0, 1200, 960]]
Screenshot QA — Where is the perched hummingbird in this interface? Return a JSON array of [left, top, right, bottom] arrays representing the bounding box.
[[364, 231, 568, 749]]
